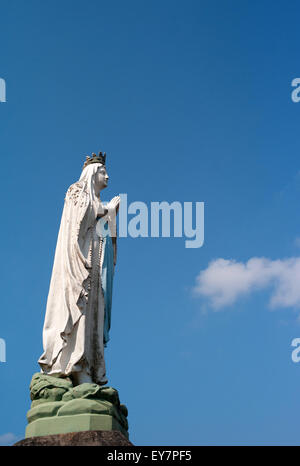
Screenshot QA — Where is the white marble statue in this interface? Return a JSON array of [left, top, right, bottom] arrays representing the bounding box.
[[38, 153, 120, 386]]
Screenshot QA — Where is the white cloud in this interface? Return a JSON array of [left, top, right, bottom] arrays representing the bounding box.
[[0, 433, 19, 446], [194, 257, 300, 310]]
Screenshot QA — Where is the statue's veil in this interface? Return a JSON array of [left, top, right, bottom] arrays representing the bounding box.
[[79, 163, 104, 203], [38, 167, 99, 374]]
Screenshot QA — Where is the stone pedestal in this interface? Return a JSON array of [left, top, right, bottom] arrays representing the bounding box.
[[25, 373, 129, 441], [26, 412, 128, 438], [15, 430, 133, 446]]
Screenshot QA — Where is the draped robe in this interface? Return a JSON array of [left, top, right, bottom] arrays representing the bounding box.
[[38, 175, 115, 384]]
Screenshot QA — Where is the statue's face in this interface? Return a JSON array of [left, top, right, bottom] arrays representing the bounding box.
[[95, 164, 109, 191]]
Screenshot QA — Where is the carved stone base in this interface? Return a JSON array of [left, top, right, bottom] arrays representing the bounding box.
[[15, 430, 133, 446], [25, 373, 129, 440], [26, 413, 128, 439]]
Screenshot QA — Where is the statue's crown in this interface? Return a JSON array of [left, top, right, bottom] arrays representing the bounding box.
[[83, 151, 106, 169]]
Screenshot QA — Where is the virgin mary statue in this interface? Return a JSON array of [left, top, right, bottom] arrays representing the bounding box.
[[38, 152, 119, 386]]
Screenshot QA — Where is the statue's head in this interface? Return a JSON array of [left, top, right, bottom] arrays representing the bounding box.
[[80, 152, 109, 195], [94, 163, 109, 191]]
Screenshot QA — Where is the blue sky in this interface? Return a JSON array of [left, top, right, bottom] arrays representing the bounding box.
[[1, 0, 300, 446]]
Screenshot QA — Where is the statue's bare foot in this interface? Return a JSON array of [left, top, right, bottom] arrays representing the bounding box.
[[72, 370, 93, 386], [97, 376, 108, 386]]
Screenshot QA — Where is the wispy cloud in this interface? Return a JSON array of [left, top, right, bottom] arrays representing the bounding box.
[[193, 257, 300, 310], [0, 433, 19, 446]]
